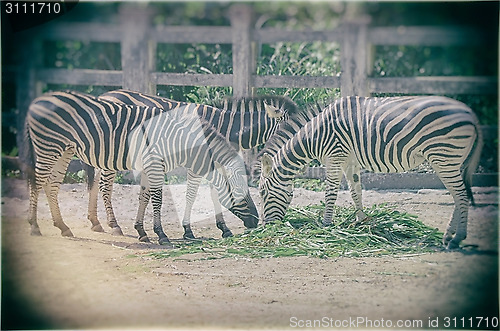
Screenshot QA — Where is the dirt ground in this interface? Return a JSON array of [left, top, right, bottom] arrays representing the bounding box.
[[1, 177, 498, 330]]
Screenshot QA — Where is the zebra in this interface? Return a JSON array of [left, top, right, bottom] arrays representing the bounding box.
[[259, 96, 483, 249], [85, 89, 298, 239], [24, 90, 259, 245]]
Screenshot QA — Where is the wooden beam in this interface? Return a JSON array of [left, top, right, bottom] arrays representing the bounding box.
[[368, 76, 498, 95], [255, 28, 344, 43], [254, 75, 341, 88], [152, 26, 232, 44], [340, 18, 370, 97], [120, 5, 155, 94], [37, 69, 123, 86], [230, 5, 254, 98], [38, 23, 122, 42], [369, 26, 488, 46], [152, 73, 233, 87]]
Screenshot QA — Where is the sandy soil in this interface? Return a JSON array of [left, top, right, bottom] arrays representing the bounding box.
[[1, 178, 498, 330]]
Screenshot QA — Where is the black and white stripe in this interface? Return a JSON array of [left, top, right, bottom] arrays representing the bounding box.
[[87, 89, 297, 239], [25, 90, 259, 245], [259, 96, 483, 249]]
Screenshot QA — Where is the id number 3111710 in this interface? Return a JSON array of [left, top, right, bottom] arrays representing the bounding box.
[[4, 2, 62, 14]]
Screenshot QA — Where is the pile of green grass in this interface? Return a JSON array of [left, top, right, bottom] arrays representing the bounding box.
[[150, 203, 443, 260]]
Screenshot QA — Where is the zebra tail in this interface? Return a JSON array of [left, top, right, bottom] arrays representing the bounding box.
[[22, 120, 37, 189], [463, 124, 484, 206]]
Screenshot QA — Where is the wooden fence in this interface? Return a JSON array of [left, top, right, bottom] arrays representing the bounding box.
[[13, 3, 497, 185]]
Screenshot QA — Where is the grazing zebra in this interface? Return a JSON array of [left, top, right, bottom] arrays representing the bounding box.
[[25, 90, 259, 245], [86, 89, 298, 239], [259, 96, 483, 249]]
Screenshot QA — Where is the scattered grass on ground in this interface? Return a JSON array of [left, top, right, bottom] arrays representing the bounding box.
[[149, 203, 443, 260]]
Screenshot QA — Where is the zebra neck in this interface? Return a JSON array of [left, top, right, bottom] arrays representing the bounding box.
[[275, 114, 327, 178], [213, 105, 279, 149]]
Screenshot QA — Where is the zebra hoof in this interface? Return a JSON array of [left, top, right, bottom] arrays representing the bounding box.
[[138, 235, 150, 243], [91, 224, 105, 232], [442, 234, 453, 247], [446, 240, 461, 251], [61, 229, 74, 237], [159, 237, 173, 247], [183, 229, 195, 240], [222, 230, 233, 238], [31, 227, 42, 236], [111, 227, 124, 236], [322, 220, 332, 227], [183, 234, 196, 241]]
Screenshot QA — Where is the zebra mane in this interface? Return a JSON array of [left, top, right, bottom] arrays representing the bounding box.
[[261, 101, 325, 155], [250, 100, 326, 182], [214, 95, 299, 116]]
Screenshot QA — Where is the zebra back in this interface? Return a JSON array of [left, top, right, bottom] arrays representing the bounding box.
[[261, 95, 482, 184], [100, 90, 299, 150], [213, 95, 299, 148]]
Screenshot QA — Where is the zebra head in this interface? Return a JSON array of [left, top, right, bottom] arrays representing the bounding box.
[[213, 158, 259, 229], [258, 153, 294, 224]]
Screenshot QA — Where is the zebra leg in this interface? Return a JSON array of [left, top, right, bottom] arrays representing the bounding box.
[[210, 184, 233, 238], [87, 168, 105, 232], [43, 150, 74, 237], [181, 170, 202, 239], [438, 179, 469, 249], [150, 185, 171, 246], [431, 165, 470, 249], [134, 174, 151, 242], [323, 160, 345, 225], [343, 158, 368, 222], [28, 175, 42, 236], [99, 170, 123, 235]]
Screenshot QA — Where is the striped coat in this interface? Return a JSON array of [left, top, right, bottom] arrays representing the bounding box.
[[25, 90, 258, 245], [259, 96, 483, 249]]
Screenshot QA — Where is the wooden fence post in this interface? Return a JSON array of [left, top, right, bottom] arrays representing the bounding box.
[[120, 5, 156, 94], [16, 38, 44, 164], [229, 5, 257, 173], [340, 17, 370, 97], [230, 4, 254, 98]]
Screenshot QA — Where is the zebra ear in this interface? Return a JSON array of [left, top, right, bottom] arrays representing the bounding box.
[[261, 153, 273, 178], [264, 102, 284, 119]]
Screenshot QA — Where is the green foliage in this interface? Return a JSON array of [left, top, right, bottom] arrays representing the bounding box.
[[293, 178, 326, 192], [155, 42, 233, 104], [373, 46, 496, 78], [256, 41, 341, 105], [3, 169, 21, 179], [150, 203, 443, 260], [44, 41, 121, 70], [2, 147, 18, 157], [114, 171, 137, 185], [63, 170, 86, 184], [164, 175, 187, 185], [157, 43, 232, 74]]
